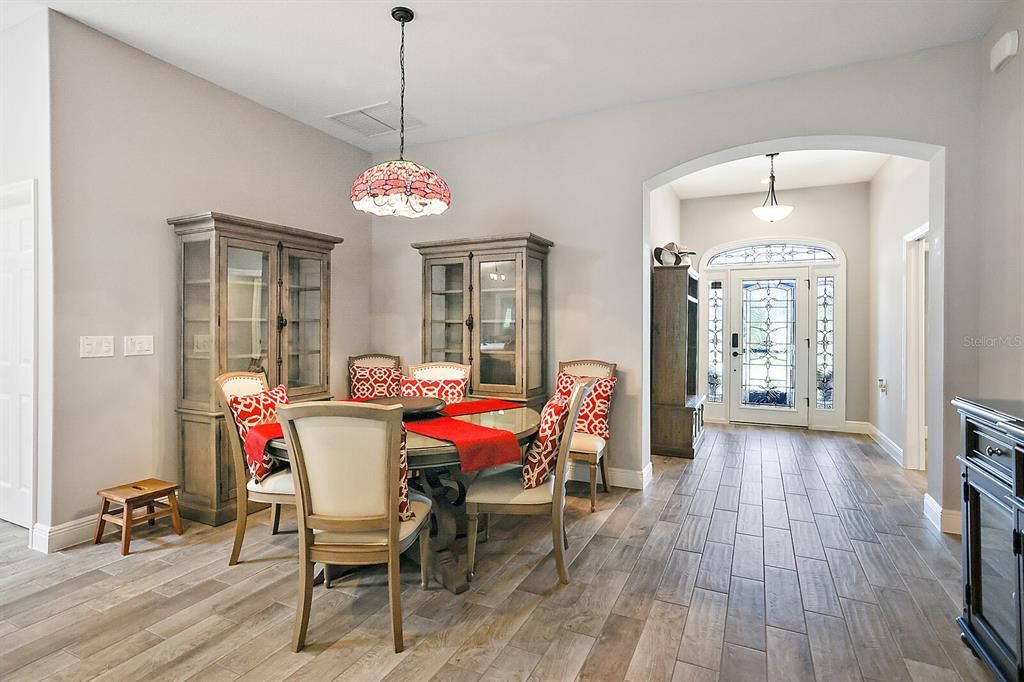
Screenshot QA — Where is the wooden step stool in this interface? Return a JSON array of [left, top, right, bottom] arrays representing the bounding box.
[[93, 478, 184, 555]]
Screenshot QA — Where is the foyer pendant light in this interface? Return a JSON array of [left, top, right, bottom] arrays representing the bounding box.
[[351, 6, 450, 218], [752, 153, 793, 223]]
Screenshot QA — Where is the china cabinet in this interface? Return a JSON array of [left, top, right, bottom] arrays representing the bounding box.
[[168, 212, 342, 525], [954, 396, 1024, 682], [412, 234, 552, 409], [651, 264, 705, 457]]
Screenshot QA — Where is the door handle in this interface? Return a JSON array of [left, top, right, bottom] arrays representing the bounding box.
[[731, 351, 742, 357]]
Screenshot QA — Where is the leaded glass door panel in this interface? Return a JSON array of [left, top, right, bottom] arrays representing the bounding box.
[[728, 268, 809, 426]]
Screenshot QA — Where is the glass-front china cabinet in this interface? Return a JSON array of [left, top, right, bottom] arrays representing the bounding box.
[[412, 234, 552, 410], [169, 212, 342, 525]]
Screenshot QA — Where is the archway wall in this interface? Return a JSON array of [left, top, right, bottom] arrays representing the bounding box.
[[369, 39, 982, 510]]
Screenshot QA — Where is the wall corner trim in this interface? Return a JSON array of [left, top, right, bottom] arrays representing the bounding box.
[[924, 493, 961, 535], [30, 515, 99, 553]]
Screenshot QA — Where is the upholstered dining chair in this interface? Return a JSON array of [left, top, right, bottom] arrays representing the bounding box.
[[408, 361, 471, 382], [277, 401, 433, 653], [349, 353, 402, 369], [559, 360, 616, 512], [465, 379, 594, 585], [215, 371, 296, 566]]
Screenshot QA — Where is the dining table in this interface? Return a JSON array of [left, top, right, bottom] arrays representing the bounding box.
[[266, 400, 541, 594]]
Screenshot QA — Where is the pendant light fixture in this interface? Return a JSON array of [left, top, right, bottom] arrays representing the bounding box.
[[752, 153, 793, 223], [351, 6, 450, 218]]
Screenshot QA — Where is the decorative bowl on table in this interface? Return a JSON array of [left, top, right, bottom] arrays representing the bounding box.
[[367, 396, 446, 419]]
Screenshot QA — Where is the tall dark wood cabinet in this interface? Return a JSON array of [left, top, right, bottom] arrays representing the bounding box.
[[954, 396, 1024, 682], [651, 264, 705, 457], [168, 212, 342, 525]]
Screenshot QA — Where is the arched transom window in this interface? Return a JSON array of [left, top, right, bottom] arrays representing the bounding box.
[[707, 242, 837, 267]]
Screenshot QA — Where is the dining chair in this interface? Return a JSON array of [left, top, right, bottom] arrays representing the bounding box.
[[408, 361, 471, 382], [215, 371, 297, 566], [560, 359, 617, 512], [349, 353, 402, 369], [465, 379, 594, 585], [277, 401, 433, 653]]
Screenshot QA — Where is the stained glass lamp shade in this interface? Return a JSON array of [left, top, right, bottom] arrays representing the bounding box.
[[351, 159, 451, 217]]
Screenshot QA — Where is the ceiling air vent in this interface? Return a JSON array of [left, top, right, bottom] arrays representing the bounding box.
[[326, 102, 423, 138]]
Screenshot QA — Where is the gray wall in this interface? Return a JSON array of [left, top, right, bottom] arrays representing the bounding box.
[[368, 38, 984, 513], [868, 156, 931, 451], [47, 14, 373, 525], [976, 0, 1024, 399], [678, 182, 872, 422]]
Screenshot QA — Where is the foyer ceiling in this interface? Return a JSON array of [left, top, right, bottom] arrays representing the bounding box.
[[36, 0, 1005, 153]]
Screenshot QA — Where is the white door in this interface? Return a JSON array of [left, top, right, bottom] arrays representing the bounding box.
[[0, 181, 35, 527], [727, 268, 810, 427]]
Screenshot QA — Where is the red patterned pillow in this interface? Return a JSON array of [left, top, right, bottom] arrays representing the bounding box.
[[555, 371, 616, 440], [351, 366, 401, 399], [522, 394, 572, 489], [398, 427, 414, 521], [400, 376, 467, 404], [227, 385, 289, 481]]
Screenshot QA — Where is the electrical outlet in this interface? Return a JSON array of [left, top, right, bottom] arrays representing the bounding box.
[[124, 335, 154, 356], [80, 336, 114, 358]]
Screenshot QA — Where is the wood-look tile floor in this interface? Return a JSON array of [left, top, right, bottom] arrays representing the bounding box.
[[0, 425, 995, 681]]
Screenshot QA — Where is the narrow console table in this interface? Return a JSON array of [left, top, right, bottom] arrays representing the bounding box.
[[953, 396, 1024, 682]]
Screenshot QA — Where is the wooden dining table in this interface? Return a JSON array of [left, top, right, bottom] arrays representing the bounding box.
[[266, 403, 541, 594]]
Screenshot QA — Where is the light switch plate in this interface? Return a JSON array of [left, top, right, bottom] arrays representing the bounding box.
[[80, 336, 114, 358], [124, 335, 154, 356]]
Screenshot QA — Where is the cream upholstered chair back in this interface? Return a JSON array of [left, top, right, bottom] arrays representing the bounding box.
[[559, 359, 616, 379], [409, 362, 471, 382], [277, 402, 403, 536], [350, 354, 402, 369], [551, 379, 596, 505], [215, 371, 271, 484]]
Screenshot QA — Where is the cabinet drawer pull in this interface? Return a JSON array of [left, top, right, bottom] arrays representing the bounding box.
[[986, 445, 1005, 457]]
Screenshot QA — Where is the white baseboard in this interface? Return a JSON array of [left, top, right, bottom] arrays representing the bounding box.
[[31, 515, 98, 553], [924, 493, 962, 535], [843, 420, 874, 435], [868, 427, 903, 465], [569, 461, 653, 490]]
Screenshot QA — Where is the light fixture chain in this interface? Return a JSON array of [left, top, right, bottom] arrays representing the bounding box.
[[399, 19, 406, 161]]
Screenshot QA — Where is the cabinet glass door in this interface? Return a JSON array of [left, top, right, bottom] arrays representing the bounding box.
[[181, 237, 213, 408], [526, 256, 544, 391], [426, 258, 469, 363], [223, 242, 274, 379], [283, 250, 327, 394], [476, 255, 521, 391]]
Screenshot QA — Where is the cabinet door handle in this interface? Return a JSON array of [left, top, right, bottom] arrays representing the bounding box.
[[986, 445, 1004, 457]]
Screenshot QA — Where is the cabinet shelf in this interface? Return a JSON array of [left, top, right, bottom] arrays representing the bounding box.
[[480, 287, 516, 293], [431, 289, 464, 295]]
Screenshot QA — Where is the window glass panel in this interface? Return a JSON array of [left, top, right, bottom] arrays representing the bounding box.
[[816, 276, 835, 409], [708, 243, 836, 266], [287, 256, 322, 389], [707, 281, 724, 403], [226, 247, 270, 375], [740, 278, 797, 408]]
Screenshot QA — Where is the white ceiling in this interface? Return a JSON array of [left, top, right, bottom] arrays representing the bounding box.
[[31, 1, 1006, 152], [671, 150, 892, 199]]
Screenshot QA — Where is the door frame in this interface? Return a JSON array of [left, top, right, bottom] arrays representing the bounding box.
[[902, 223, 929, 470], [698, 237, 847, 429]]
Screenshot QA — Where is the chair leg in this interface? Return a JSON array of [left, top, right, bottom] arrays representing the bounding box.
[[589, 462, 598, 513], [466, 508, 479, 581], [388, 550, 404, 653], [93, 498, 109, 544], [229, 497, 248, 566], [147, 502, 156, 526], [167, 492, 184, 535], [292, 557, 314, 652], [552, 518, 569, 585], [599, 455, 611, 493], [120, 504, 133, 556], [271, 503, 282, 535], [419, 526, 431, 590]]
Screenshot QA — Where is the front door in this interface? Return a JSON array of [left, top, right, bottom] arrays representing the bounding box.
[[727, 268, 809, 427]]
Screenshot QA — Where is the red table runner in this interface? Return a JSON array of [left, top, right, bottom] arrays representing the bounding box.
[[242, 398, 527, 476]]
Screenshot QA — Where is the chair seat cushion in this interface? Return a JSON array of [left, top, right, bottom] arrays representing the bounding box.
[[246, 468, 295, 495], [314, 492, 432, 547], [467, 465, 554, 505], [570, 432, 607, 456]]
